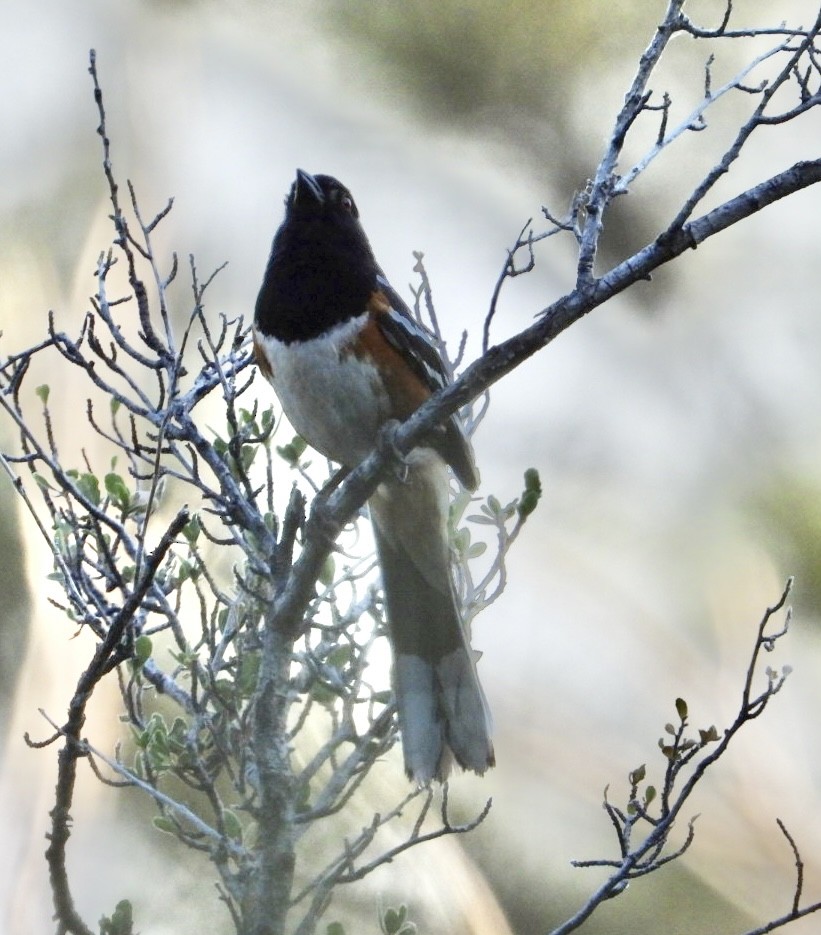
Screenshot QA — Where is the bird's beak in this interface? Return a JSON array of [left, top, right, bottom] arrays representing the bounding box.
[[294, 169, 324, 205]]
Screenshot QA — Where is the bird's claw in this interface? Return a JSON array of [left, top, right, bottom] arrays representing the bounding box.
[[377, 419, 410, 483]]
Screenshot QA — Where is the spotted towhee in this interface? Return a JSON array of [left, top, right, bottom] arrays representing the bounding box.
[[254, 169, 494, 783]]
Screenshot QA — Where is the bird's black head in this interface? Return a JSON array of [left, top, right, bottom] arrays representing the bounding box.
[[255, 170, 379, 342], [286, 169, 361, 221], [277, 169, 375, 274]]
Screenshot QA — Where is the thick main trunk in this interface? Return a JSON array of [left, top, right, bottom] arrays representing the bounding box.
[[242, 618, 296, 935]]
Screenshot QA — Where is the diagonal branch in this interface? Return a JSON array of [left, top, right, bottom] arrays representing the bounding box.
[[271, 158, 821, 641]]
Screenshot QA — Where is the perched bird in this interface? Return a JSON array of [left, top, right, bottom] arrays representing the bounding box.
[[253, 169, 494, 783]]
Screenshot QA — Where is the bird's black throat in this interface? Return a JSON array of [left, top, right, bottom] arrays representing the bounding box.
[[255, 203, 379, 344]]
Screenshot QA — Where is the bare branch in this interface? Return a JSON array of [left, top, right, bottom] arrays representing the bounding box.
[[551, 581, 800, 934], [776, 818, 804, 916]]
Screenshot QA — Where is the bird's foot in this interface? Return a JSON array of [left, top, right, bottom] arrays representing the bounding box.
[[377, 419, 409, 483]]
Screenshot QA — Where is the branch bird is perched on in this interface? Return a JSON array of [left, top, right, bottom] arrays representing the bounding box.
[[253, 169, 494, 783]]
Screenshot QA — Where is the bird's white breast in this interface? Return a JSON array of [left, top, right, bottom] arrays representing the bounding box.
[[255, 315, 391, 469]]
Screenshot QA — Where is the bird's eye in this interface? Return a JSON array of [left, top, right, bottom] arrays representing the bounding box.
[[340, 194, 354, 212]]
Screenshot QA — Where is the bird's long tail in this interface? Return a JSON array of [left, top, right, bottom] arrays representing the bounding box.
[[369, 451, 494, 784]]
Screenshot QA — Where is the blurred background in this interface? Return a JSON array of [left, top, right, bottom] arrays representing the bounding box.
[[2, 1, 821, 932]]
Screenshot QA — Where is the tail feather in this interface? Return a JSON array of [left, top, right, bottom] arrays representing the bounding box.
[[369, 455, 494, 783]]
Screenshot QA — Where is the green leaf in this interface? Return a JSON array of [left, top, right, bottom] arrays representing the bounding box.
[[675, 697, 688, 721], [383, 906, 408, 935], [147, 725, 169, 756], [35, 384, 50, 405], [236, 652, 261, 697], [99, 899, 133, 935], [132, 725, 149, 750], [517, 490, 541, 519], [448, 487, 473, 528], [318, 554, 336, 587], [518, 468, 543, 518], [277, 434, 308, 465], [74, 471, 101, 506], [110, 397, 121, 416], [134, 635, 152, 667], [523, 466, 542, 493], [213, 677, 236, 702], [310, 682, 338, 707], [146, 711, 167, 734], [240, 443, 257, 472], [466, 541, 487, 558], [169, 717, 188, 743], [222, 809, 243, 841], [326, 924, 346, 935], [243, 820, 259, 849], [182, 513, 202, 545], [327, 645, 354, 668], [104, 472, 131, 509], [645, 785, 657, 805], [277, 443, 298, 464], [33, 472, 53, 491], [629, 764, 645, 785], [152, 816, 176, 834], [466, 513, 496, 525]]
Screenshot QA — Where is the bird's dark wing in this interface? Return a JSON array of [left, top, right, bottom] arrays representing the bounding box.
[[369, 275, 479, 491]]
